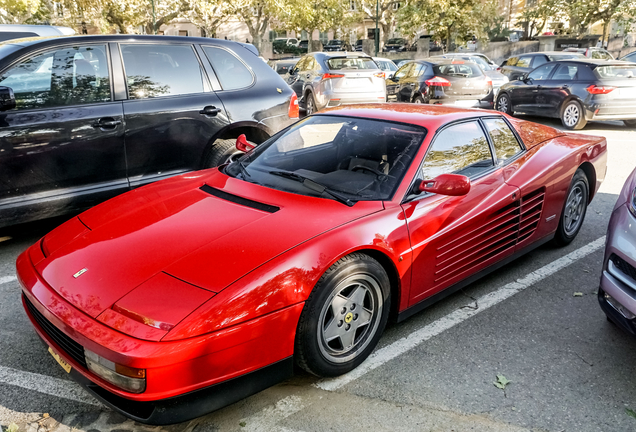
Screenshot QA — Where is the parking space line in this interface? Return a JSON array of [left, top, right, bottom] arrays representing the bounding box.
[[316, 236, 606, 391], [0, 365, 99, 406], [0, 275, 16, 285]]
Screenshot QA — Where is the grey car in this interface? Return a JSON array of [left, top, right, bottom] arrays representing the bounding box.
[[599, 166, 636, 335], [431, 53, 509, 97], [285, 52, 386, 114]]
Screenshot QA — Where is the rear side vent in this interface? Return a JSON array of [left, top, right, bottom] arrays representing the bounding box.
[[200, 185, 279, 213], [518, 188, 545, 242]]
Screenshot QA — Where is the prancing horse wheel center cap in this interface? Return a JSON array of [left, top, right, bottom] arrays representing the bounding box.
[[345, 312, 353, 323]]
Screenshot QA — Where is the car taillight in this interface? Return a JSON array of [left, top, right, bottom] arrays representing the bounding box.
[[374, 72, 385, 78], [425, 76, 451, 87], [288, 93, 299, 118], [496, 67, 502, 71], [451, 60, 465, 64], [486, 79, 493, 86], [586, 84, 616, 94], [322, 73, 345, 80]]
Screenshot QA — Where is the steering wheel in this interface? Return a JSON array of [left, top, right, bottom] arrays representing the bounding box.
[[351, 165, 386, 177]]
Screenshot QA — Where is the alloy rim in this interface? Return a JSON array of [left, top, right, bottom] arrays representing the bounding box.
[[563, 183, 585, 235], [563, 104, 579, 127], [307, 97, 314, 115], [414, 98, 422, 104], [318, 273, 383, 363], [497, 97, 509, 113]]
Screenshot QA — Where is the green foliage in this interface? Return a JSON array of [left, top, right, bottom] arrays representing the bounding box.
[[494, 374, 510, 390], [626, 407, 636, 419]]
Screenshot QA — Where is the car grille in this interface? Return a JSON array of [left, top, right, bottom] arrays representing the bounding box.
[[23, 294, 87, 368], [610, 254, 636, 282]]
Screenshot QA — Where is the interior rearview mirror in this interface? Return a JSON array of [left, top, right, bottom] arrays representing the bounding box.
[[414, 173, 471, 196], [236, 134, 255, 153], [0, 86, 16, 111]]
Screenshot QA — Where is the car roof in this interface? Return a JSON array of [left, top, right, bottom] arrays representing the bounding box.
[[0, 24, 75, 36], [554, 58, 631, 66], [312, 51, 371, 59]]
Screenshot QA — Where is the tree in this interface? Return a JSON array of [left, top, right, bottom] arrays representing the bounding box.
[[278, 0, 351, 44], [225, 0, 279, 51], [0, 0, 40, 23], [356, 0, 403, 46], [515, 0, 563, 38]]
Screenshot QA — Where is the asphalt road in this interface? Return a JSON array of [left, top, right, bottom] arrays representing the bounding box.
[[1, 116, 636, 432]]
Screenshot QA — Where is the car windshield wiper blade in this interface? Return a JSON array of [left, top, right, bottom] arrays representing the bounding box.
[[268, 170, 356, 207], [232, 159, 251, 180]]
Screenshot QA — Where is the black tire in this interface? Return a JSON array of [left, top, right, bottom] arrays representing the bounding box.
[[623, 119, 636, 128], [554, 169, 589, 246], [295, 253, 391, 377], [560, 100, 587, 130], [496, 93, 512, 115], [305, 92, 316, 115], [413, 95, 425, 104], [203, 139, 245, 168]]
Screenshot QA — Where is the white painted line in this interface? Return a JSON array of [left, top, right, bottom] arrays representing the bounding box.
[[0, 275, 16, 285], [0, 365, 100, 406], [241, 395, 305, 432], [316, 236, 606, 391]]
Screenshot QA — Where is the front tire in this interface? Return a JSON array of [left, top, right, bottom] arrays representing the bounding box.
[[554, 169, 589, 246], [305, 92, 317, 115], [413, 95, 425, 104], [496, 93, 512, 115], [623, 119, 636, 128], [560, 100, 587, 130], [203, 138, 253, 168], [295, 253, 391, 377]]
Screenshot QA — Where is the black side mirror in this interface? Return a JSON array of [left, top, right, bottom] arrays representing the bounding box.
[[289, 68, 297, 76], [522, 74, 531, 83], [0, 86, 15, 111]]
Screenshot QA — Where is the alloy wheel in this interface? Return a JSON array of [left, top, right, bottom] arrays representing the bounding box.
[[563, 103, 580, 128], [563, 183, 585, 236], [497, 96, 509, 113]]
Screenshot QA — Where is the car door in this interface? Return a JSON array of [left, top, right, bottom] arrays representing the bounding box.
[[396, 63, 416, 102], [543, 63, 578, 116], [386, 63, 412, 101], [402, 120, 520, 304], [286, 56, 309, 98], [119, 42, 229, 188], [0, 42, 126, 224], [525, 62, 559, 113]]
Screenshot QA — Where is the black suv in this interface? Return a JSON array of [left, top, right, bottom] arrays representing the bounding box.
[[0, 35, 297, 227]]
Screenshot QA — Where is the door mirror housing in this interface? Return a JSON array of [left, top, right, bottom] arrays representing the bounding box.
[[522, 74, 531, 83], [0, 86, 16, 111], [236, 134, 255, 153], [415, 173, 471, 196]]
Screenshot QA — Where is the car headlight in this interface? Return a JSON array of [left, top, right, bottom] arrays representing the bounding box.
[[85, 349, 146, 393], [629, 187, 636, 218]]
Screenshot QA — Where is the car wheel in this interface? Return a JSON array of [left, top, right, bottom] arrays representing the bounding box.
[[560, 100, 587, 130], [496, 93, 512, 114], [554, 169, 589, 246], [413, 95, 425, 104], [203, 139, 245, 168], [623, 119, 636, 128], [306, 93, 316, 115], [294, 253, 391, 377]]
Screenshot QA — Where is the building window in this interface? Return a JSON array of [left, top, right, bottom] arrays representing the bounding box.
[[319, 31, 328, 44], [55, 2, 63, 17], [392, 1, 400, 10], [350, 1, 356, 10], [178, 30, 188, 36]]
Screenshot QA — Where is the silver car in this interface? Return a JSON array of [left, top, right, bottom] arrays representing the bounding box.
[[599, 166, 636, 335], [431, 53, 509, 97], [285, 52, 386, 114]]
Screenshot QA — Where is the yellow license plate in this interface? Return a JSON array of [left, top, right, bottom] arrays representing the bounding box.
[[48, 347, 72, 373]]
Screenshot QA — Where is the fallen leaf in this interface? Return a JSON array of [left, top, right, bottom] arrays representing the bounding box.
[[7, 423, 19, 432], [494, 374, 510, 390], [626, 408, 636, 419], [239, 421, 247, 427], [43, 413, 50, 418], [573, 292, 583, 297]]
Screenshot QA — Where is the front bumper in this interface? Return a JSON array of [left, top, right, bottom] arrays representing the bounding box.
[[17, 244, 302, 423], [598, 202, 636, 336]]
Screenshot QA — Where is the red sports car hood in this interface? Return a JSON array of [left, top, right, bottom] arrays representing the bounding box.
[[35, 170, 383, 318]]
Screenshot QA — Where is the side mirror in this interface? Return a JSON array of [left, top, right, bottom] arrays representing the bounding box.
[[289, 68, 297, 76], [236, 134, 255, 153], [388, 73, 394, 79], [0, 86, 16, 111], [522, 74, 530, 83], [414, 173, 471, 196]]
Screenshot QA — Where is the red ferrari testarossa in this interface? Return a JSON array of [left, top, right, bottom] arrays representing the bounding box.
[[17, 104, 607, 424]]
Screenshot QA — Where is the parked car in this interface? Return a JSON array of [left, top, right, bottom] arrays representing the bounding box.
[[0, 35, 298, 228], [496, 59, 636, 129], [563, 47, 614, 60], [395, 59, 412, 68], [431, 53, 509, 96], [298, 40, 309, 51], [268, 57, 300, 75], [274, 37, 299, 47], [386, 58, 493, 107], [18, 104, 606, 424], [599, 166, 636, 335], [323, 40, 352, 52], [0, 24, 74, 42], [372, 57, 398, 77], [500, 51, 586, 81], [285, 52, 386, 114], [619, 51, 636, 63], [355, 39, 364, 51], [383, 38, 409, 52]]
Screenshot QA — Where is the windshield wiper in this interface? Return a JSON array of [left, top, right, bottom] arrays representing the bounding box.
[[232, 159, 251, 180], [268, 170, 356, 207]]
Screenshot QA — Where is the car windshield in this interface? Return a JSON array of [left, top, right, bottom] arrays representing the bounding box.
[[387, 38, 406, 44], [594, 65, 636, 79], [547, 53, 585, 61], [434, 62, 483, 77], [327, 40, 342, 45], [224, 115, 426, 202], [327, 57, 378, 70], [377, 60, 397, 71]]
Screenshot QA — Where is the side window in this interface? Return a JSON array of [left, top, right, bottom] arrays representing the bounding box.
[[121, 44, 205, 99], [551, 64, 579, 80], [307, 57, 318, 71], [414, 64, 426, 77], [527, 63, 557, 80], [294, 56, 309, 72], [203, 46, 254, 90], [420, 121, 494, 180], [515, 56, 532, 68], [0, 44, 111, 110], [531, 55, 547, 67], [483, 118, 523, 165], [506, 57, 518, 66], [600, 50, 613, 60], [394, 63, 413, 80]]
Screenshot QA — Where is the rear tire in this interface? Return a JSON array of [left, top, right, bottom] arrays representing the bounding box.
[[305, 93, 316, 115], [560, 100, 587, 130], [623, 119, 636, 128], [554, 169, 589, 246], [203, 139, 245, 168], [413, 95, 425, 104], [496, 93, 512, 115]]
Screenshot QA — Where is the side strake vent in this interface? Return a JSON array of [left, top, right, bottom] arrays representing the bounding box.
[[200, 184, 280, 213], [434, 187, 545, 284], [518, 188, 545, 242]]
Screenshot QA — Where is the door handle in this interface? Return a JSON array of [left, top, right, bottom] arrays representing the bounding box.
[[199, 106, 222, 116], [561, 84, 570, 89], [92, 118, 121, 129]]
